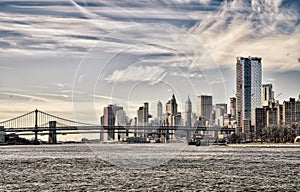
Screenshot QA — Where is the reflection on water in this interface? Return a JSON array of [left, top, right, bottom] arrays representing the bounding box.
[[0, 144, 299, 191]]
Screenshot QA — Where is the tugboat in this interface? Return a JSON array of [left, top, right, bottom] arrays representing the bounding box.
[[188, 134, 203, 145]]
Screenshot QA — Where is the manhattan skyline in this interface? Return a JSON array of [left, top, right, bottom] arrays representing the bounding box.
[[0, 0, 299, 123]]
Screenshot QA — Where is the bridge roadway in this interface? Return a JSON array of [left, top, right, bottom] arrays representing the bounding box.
[[4, 126, 235, 133]]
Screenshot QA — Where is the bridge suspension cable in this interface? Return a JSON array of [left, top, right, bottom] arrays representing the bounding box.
[[0, 109, 97, 129]]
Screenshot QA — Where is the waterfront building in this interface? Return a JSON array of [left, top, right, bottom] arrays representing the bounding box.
[[266, 107, 278, 127], [262, 84, 274, 108], [185, 96, 192, 127], [197, 95, 213, 127], [236, 56, 262, 134], [255, 106, 278, 131], [283, 98, 300, 125], [254, 99, 290, 137]]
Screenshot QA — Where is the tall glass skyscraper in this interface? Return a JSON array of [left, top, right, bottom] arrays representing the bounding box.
[[236, 57, 262, 133]]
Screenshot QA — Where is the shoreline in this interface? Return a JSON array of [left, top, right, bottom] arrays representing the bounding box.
[[227, 143, 300, 148]]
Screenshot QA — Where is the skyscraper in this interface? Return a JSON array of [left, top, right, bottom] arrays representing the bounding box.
[[283, 98, 300, 125], [185, 96, 192, 127], [137, 102, 150, 126], [262, 84, 274, 107], [215, 103, 227, 126], [102, 104, 123, 126], [101, 104, 123, 141], [229, 97, 236, 120], [197, 95, 212, 126], [166, 94, 177, 115], [166, 94, 181, 126], [157, 100, 162, 124], [236, 56, 262, 133]]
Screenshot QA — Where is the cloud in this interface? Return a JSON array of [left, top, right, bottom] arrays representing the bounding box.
[[1, 0, 298, 72], [169, 71, 203, 79], [1, 92, 50, 102], [105, 65, 167, 85], [191, 0, 300, 71]]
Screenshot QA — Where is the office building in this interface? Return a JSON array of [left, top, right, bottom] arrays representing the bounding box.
[[236, 56, 262, 133], [101, 104, 123, 141], [283, 98, 300, 125], [229, 97, 236, 120], [166, 94, 181, 126], [137, 102, 150, 126], [157, 100, 162, 125], [197, 95, 213, 126], [185, 96, 192, 127], [215, 104, 227, 126], [262, 84, 274, 108], [101, 104, 123, 126], [276, 102, 283, 126], [255, 108, 266, 136]]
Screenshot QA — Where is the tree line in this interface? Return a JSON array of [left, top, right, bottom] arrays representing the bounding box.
[[229, 123, 300, 143]]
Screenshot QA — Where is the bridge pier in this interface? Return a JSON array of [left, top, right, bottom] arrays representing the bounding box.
[[186, 129, 191, 144], [49, 121, 57, 144], [0, 126, 5, 144]]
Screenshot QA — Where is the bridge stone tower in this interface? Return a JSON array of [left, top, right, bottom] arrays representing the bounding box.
[[0, 126, 5, 144], [48, 121, 57, 144]]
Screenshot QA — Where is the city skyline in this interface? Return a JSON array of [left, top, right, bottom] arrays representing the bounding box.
[[0, 0, 299, 123]]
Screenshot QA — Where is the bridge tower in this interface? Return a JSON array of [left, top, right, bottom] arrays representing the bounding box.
[[49, 121, 57, 144], [34, 109, 39, 144], [0, 126, 5, 144]]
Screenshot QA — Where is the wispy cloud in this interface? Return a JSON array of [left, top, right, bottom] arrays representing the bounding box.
[[1, 0, 298, 72], [105, 65, 167, 85], [192, 0, 300, 71]]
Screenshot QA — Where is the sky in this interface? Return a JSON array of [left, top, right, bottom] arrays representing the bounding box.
[[0, 0, 300, 124]]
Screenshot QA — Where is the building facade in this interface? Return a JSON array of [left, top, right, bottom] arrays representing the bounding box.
[[197, 95, 213, 126], [283, 98, 300, 125], [101, 104, 123, 126], [101, 104, 124, 141], [157, 100, 162, 125], [229, 97, 236, 120], [262, 84, 274, 108], [137, 102, 150, 126], [236, 56, 262, 133], [166, 94, 181, 126], [185, 96, 192, 127], [215, 104, 227, 126]]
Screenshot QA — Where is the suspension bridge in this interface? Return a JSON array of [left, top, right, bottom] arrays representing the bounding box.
[[0, 109, 235, 144]]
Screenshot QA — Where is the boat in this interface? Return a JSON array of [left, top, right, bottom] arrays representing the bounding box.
[[294, 136, 300, 143]]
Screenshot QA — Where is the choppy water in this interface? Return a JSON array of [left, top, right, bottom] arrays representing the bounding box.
[[0, 144, 299, 191]]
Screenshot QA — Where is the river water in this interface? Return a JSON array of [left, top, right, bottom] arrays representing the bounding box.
[[0, 144, 299, 191]]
